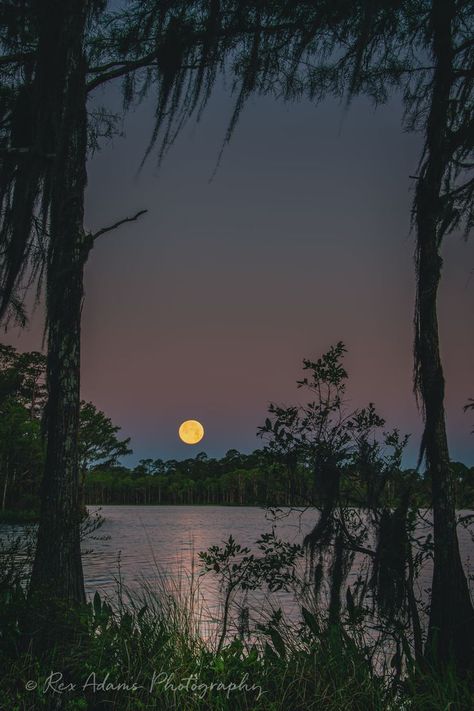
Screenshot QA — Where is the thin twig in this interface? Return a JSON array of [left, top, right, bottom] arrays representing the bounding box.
[[92, 209, 148, 241]]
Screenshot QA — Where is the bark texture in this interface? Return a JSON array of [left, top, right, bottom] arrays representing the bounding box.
[[415, 0, 474, 671], [28, 0, 90, 635]]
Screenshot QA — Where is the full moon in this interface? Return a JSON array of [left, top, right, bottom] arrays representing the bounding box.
[[178, 419, 204, 445]]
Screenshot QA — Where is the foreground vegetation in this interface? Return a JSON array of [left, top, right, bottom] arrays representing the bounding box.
[[2, 342, 473, 705], [3, 601, 472, 710], [1, 529, 473, 711]]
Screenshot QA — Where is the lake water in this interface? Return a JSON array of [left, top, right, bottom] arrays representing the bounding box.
[[79, 505, 474, 639], [83, 505, 318, 636], [3, 505, 474, 640], [83, 505, 312, 597]]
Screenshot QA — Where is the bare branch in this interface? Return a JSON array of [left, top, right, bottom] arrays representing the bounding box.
[[92, 209, 148, 241]]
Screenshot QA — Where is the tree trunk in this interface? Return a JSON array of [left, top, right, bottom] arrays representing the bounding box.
[[2, 463, 8, 511], [415, 0, 474, 671], [28, 0, 90, 637]]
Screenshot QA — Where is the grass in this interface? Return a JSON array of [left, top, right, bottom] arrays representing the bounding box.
[[1, 567, 473, 711], [0, 525, 472, 710]]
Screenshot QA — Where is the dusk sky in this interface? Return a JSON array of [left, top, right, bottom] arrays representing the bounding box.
[[4, 85, 474, 466]]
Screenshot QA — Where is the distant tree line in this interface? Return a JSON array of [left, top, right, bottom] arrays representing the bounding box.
[[82, 455, 474, 510], [1, 344, 473, 514]]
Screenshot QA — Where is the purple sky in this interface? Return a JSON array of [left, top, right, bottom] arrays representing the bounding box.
[[5, 88, 474, 465]]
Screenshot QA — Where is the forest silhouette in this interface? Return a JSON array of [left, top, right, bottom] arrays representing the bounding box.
[[0, 0, 473, 707]]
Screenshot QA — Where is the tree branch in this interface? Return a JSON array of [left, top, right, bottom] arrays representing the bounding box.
[[85, 21, 302, 93], [87, 51, 162, 91], [92, 209, 147, 241], [87, 52, 201, 92]]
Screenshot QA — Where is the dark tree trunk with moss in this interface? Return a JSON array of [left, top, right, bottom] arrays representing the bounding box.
[[415, 0, 474, 671], [28, 0, 89, 631]]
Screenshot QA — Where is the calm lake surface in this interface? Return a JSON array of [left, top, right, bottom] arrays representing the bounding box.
[[82, 506, 474, 593], [83, 505, 314, 598], [80, 505, 474, 634], [84, 506, 314, 594], [83, 505, 319, 631], [82, 505, 323, 637], [3, 506, 474, 636]]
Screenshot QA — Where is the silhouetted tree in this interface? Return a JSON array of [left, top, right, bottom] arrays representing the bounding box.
[[0, 345, 45, 512], [0, 0, 220, 629], [411, 0, 474, 670], [129, 0, 473, 671], [259, 344, 423, 669], [78, 401, 132, 496]]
